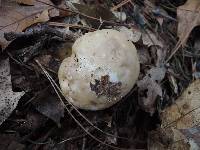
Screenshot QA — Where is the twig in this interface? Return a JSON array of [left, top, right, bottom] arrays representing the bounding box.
[[4, 25, 75, 41], [82, 137, 86, 150], [48, 22, 96, 31], [7, 51, 33, 71], [58, 133, 86, 144], [111, 0, 131, 11]]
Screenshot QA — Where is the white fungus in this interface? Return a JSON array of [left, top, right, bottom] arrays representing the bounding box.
[[58, 29, 140, 110]]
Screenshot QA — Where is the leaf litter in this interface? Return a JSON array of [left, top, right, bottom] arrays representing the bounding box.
[[0, 58, 24, 125], [0, 0, 200, 149]]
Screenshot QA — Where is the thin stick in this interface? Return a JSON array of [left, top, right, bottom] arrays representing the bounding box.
[[58, 133, 86, 144], [48, 22, 96, 31], [111, 0, 131, 11]]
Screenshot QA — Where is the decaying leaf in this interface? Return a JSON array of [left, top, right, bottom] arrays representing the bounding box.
[[118, 26, 142, 43], [142, 29, 163, 48], [0, 58, 25, 125], [148, 128, 173, 150], [155, 46, 167, 66], [158, 79, 200, 150], [177, 0, 200, 46], [32, 89, 64, 126], [137, 67, 166, 114], [137, 45, 151, 65], [0, 0, 52, 49], [118, 26, 163, 48]]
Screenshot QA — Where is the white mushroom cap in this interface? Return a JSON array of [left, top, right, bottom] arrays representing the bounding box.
[[58, 29, 140, 110]]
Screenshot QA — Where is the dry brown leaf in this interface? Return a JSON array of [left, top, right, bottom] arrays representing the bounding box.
[[158, 80, 200, 150], [177, 0, 200, 46], [0, 0, 52, 49], [0, 58, 25, 125], [162, 79, 200, 129]]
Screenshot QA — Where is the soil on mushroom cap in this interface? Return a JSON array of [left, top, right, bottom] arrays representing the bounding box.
[[90, 75, 122, 101]]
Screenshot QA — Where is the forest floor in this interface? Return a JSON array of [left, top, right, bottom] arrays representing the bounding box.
[[0, 0, 200, 149]]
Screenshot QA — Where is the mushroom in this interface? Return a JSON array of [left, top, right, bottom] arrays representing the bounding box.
[[58, 29, 140, 110]]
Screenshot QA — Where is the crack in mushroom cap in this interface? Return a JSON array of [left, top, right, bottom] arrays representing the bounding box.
[[58, 29, 140, 110]]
